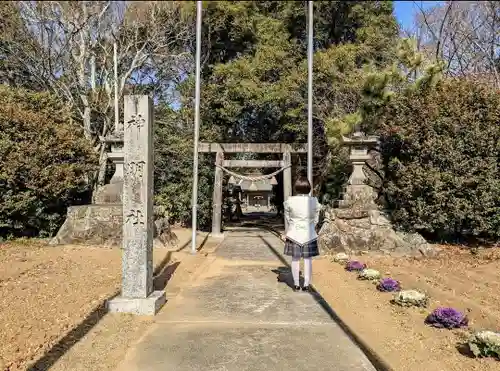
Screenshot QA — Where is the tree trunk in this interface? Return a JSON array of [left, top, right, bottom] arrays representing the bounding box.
[[81, 95, 92, 141], [97, 143, 107, 187]]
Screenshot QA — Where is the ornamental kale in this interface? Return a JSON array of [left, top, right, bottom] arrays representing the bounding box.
[[377, 278, 401, 292], [467, 330, 500, 359], [392, 289, 429, 307], [345, 261, 366, 272], [425, 307, 468, 329], [333, 252, 349, 264], [358, 269, 381, 281]]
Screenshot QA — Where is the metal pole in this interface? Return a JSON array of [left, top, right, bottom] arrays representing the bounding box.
[[91, 55, 96, 91], [114, 42, 119, 132], [191, 1, 203, 254], [307, 1, 314, 195]]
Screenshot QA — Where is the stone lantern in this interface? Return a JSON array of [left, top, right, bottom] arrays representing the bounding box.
[[318, 129, 438, 258], [92, 131, 125, 204], [105, 132, 124, 185], [338, 130, 379, 210]]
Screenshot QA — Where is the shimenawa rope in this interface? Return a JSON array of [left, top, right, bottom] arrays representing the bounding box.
[[214, 164, 290, 182]]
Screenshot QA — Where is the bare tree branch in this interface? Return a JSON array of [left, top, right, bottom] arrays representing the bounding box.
[[1, 0, 195, 188], [414, 1, 500, 87]]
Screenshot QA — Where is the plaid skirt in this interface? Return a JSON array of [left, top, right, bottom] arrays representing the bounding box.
[[284, 238, 319, 259]]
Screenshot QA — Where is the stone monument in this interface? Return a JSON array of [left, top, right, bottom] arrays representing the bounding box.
[[318, 130, 438, 257], [50, 111, 176, 248], [107, 95, 166, 315]]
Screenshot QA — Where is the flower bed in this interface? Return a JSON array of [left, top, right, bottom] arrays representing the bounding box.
[[314, 247, 500, 370], [332, 250, 500, 363]]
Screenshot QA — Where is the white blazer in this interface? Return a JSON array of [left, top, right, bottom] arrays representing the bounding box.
[[284, 195, 321, 244]]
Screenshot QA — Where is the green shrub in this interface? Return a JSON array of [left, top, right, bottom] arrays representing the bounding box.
[[0, 86, 97, 238], [378, 78, 500, 241]]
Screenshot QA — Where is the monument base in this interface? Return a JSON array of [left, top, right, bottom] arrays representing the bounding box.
[[318, 207, 440, 258], [107, 290, 166, 316], [210, 232, 225, 239], [50, 204, 179, 248], [49, 204, 122, 247]]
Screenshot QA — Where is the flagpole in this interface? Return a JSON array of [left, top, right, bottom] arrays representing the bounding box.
[[114, 43, 119, 132], [307, 1, 314, 194], [191, 1, 202, 254]]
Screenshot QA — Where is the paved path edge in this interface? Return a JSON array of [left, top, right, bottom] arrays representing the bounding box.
[[255, 230, 397, 371], [113, 237, 226, 371]]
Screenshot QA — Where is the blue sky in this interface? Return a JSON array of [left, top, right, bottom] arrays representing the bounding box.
[[394, 1, 443, 30]]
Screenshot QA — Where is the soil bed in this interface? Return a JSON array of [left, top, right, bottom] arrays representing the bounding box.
[[0, 228, 214, 371], [314, 245, 500, 371]]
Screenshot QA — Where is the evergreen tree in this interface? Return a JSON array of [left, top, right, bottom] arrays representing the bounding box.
[[176, 1, 399, 204]]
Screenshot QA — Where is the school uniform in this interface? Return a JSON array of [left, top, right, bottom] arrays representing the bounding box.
[[283, 195, 321, 259]]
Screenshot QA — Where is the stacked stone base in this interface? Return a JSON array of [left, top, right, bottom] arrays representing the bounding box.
[[50, 204, 179, 248], [318, 208, 439, 258], [50, 205, 123, 247]]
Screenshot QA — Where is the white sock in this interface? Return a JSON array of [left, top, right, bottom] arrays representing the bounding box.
[[303, 258, 312, 287], [291, 258, 300, 286]]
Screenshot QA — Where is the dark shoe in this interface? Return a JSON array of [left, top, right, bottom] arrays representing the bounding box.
[[302, 285, 310, 292], [293, 285, 301, 292]]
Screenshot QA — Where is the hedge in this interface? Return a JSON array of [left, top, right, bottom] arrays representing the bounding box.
[[378, 78, 500, 241], [0, 86, 97, 238]]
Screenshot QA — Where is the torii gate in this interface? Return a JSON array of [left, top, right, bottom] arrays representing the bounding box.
[[190, 1, 314, 253], [198, 142, 307, 237]]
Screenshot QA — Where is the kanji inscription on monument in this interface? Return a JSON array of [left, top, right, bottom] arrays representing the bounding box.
[[125, 209, 145, 226], [126, 113, 145, 139], [125, 161, 146, 178], [107, 95, 166, 316]]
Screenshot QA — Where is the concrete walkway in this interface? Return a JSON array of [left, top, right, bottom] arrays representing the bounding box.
[[116, 230, 376, 371]]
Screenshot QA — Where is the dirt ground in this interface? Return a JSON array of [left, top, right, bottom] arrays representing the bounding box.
[[313, 245, 500, 371], [3, 229, 500, 371], [0, 228, 217, 371]]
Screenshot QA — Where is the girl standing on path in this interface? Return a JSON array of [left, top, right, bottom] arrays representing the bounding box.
[[282, 176, 321, 292]]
